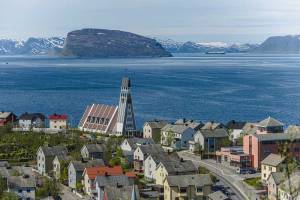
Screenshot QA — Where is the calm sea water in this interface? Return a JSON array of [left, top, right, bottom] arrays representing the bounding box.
[[1, 53, 300, 128]]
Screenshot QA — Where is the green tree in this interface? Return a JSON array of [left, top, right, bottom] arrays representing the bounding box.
[[76, 181, 84, 192], [59, 160, 69, 184], [166, 129, 174, 147], [1, 192, 18, 200], [0, 176, 7, 196]]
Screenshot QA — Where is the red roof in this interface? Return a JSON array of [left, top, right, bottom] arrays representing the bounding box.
[[49, 114, 68, 120], [125, 171, 136, 178], [85, 166, 123, 179]]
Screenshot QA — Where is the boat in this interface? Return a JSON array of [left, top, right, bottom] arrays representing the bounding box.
[[205, 51, 226, 55]]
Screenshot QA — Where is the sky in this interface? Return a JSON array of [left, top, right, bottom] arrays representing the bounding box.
[[1, 0, 300, 43]]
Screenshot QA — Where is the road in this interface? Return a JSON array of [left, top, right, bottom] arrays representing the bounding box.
[[178, 151, 259, 200]]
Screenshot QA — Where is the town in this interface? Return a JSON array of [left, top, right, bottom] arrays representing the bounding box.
[[0, 77, 299, 200]]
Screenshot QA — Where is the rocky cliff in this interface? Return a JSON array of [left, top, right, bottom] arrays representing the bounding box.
[[61, 29, 172, 58]]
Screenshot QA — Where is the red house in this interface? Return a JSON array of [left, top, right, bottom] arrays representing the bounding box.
[[0, 112, 17, 127]]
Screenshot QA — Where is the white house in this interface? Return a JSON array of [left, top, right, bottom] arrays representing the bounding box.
[[49, 114, 68, 131], [19, 113, 46, 131], [226, 120, 246, 142], [7, 175, 36, 200], [161, 124, 195, 150]]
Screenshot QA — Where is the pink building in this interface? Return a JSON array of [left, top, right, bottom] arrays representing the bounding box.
[[216, 146, 251, 168], [243, 132, 300, 169]]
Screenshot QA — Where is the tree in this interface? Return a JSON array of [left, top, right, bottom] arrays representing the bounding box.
[[166, 129, 174, 147], [1, 192, 18, 200], [59, 160, 69, 184], [76, 181, 84, 192], [194, 143, 203, 157], [0, 176, 7, 196]]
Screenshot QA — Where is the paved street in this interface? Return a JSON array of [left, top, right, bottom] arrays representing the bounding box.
[[178, 151, 260, 200]]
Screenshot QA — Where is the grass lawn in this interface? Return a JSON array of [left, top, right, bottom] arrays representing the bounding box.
[[244, 177, 263, 189]]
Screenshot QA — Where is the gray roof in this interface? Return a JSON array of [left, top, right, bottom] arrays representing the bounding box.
[[167, 174, 212, 187], [7, 176, 36, 188], [201, 122, 224, 130], [70, 159, 105, 172], [268, 172, 285, 185], [197, 128, 228, 138], [253, 132, 300, 142], [95, 174, 133, 188], [161, 124, 192, 134], [208, 191, 229, 200], [145, 120, 168, 129], [19, 112, 46, 121], [175, 119, 203, 130], [261, 154, 285, 166], [257, 117, 284, 127], [40, 145, 68, 157], [83, 143, 105, 153], [226, 120, 246, 130], [139, 144, 164, 156], [125, 138, 155, 150], [147, 152, 179, 165], [161, 160, 197, 174], [104, 185, 140, 200]]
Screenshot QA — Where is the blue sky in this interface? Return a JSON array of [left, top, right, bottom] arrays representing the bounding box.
[[1, 0, 300, 43]]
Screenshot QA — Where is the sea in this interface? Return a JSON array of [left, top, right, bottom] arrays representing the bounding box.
[[1, 53, 300, 128]]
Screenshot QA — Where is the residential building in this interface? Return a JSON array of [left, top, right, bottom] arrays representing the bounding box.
[[133, 144, 164, 172], [120, 137, 155, 164], [155, 159, 197, 186], [175, 118, 204, 131], [163, 174, 213, 200], [95, 174, 134, 200], [216, 146, 251, 169], [7, 175, 36, 200], [144, 152, 179, 180], [78, 103, 118, 135], [19, 113, 46, 131], [115, 77, 137, 136], [82, 165, 124, 196], [255, 116, 284, 134], [208, 191, 229, 200], [161, 124, 195, 150], [243, 132, 300, 169], [261, 153, 285, 182], [226, 120, 246, 142], [68, 159, 105, 189], [49, 113, 68, 130], [189, 128, 229, 158], [143, 120, 168, 142], [278, 172, 300, 200], [201, 121, 225, 130], [36, 145, 68, 175], [267, 172, 284, 200], [0, 112, 17, 127], [81, 144, 106, 160], [101, 185, 140, 200], [53, 154, 70, 179]]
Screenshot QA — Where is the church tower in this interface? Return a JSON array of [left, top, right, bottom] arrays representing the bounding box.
[[115, 77, 136, 136]]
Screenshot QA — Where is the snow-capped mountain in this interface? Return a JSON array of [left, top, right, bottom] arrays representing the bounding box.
[[157, 39, 258, 53], [0, 37, 65, 55]]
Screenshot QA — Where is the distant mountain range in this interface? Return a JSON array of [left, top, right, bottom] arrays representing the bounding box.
[[1, 32, 300, 56]]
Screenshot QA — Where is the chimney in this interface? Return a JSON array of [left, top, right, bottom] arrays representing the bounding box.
[[180, 158, 184, 162]]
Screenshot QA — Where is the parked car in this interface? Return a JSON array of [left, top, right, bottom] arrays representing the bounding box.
[[236, 167, 247, 174]]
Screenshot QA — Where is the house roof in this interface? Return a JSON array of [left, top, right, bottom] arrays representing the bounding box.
[[0, 112, 13, 119], [197, 128, 228, 138], [175, 119, 204, 130], [208, 191, 228, 200], [19, 112, 46, 121], [78, 104, 118, 134], [39, 145, 68, 157], [201, 122, 224, 130], [85, 166, 123, 179], [226, 120, 246, 130], [147, 152, 179, 165], [161, 160, 197, 174], [242, 122, 257, 135], [7, 176, 36, 188], [257, 117, 284, 127], [253, 132, 300, 142], [261, 154, 285, 166], [167, 174, 212, 187], [55, 154, 70, 162], [161, 124, 192, 134], [83, 143, 106, 153], [95, 174, 133, 188], [138, 144, 164, 156], [104, 185, 139, 200], [70, 159, 105, 172], [125, 138, 155, 150], [268, 172, 285, 185], [145, 120, 168, 129], [49, 114, 68, 120]]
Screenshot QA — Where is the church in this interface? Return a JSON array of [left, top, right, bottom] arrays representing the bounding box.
[[78, 77, 137, 136]]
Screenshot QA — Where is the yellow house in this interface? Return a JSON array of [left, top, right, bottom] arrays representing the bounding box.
[[155, 160, 197, 186], [261, 154, 285, 182], [164, 174, 213, 200]]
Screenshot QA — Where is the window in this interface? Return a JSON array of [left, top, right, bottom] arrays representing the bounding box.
[[179, 187, 187, 193], [27, 189, 31, 193], [269, 166, 272, 171], [18, 189, 22, 193], [197, 186, 203, 193]]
